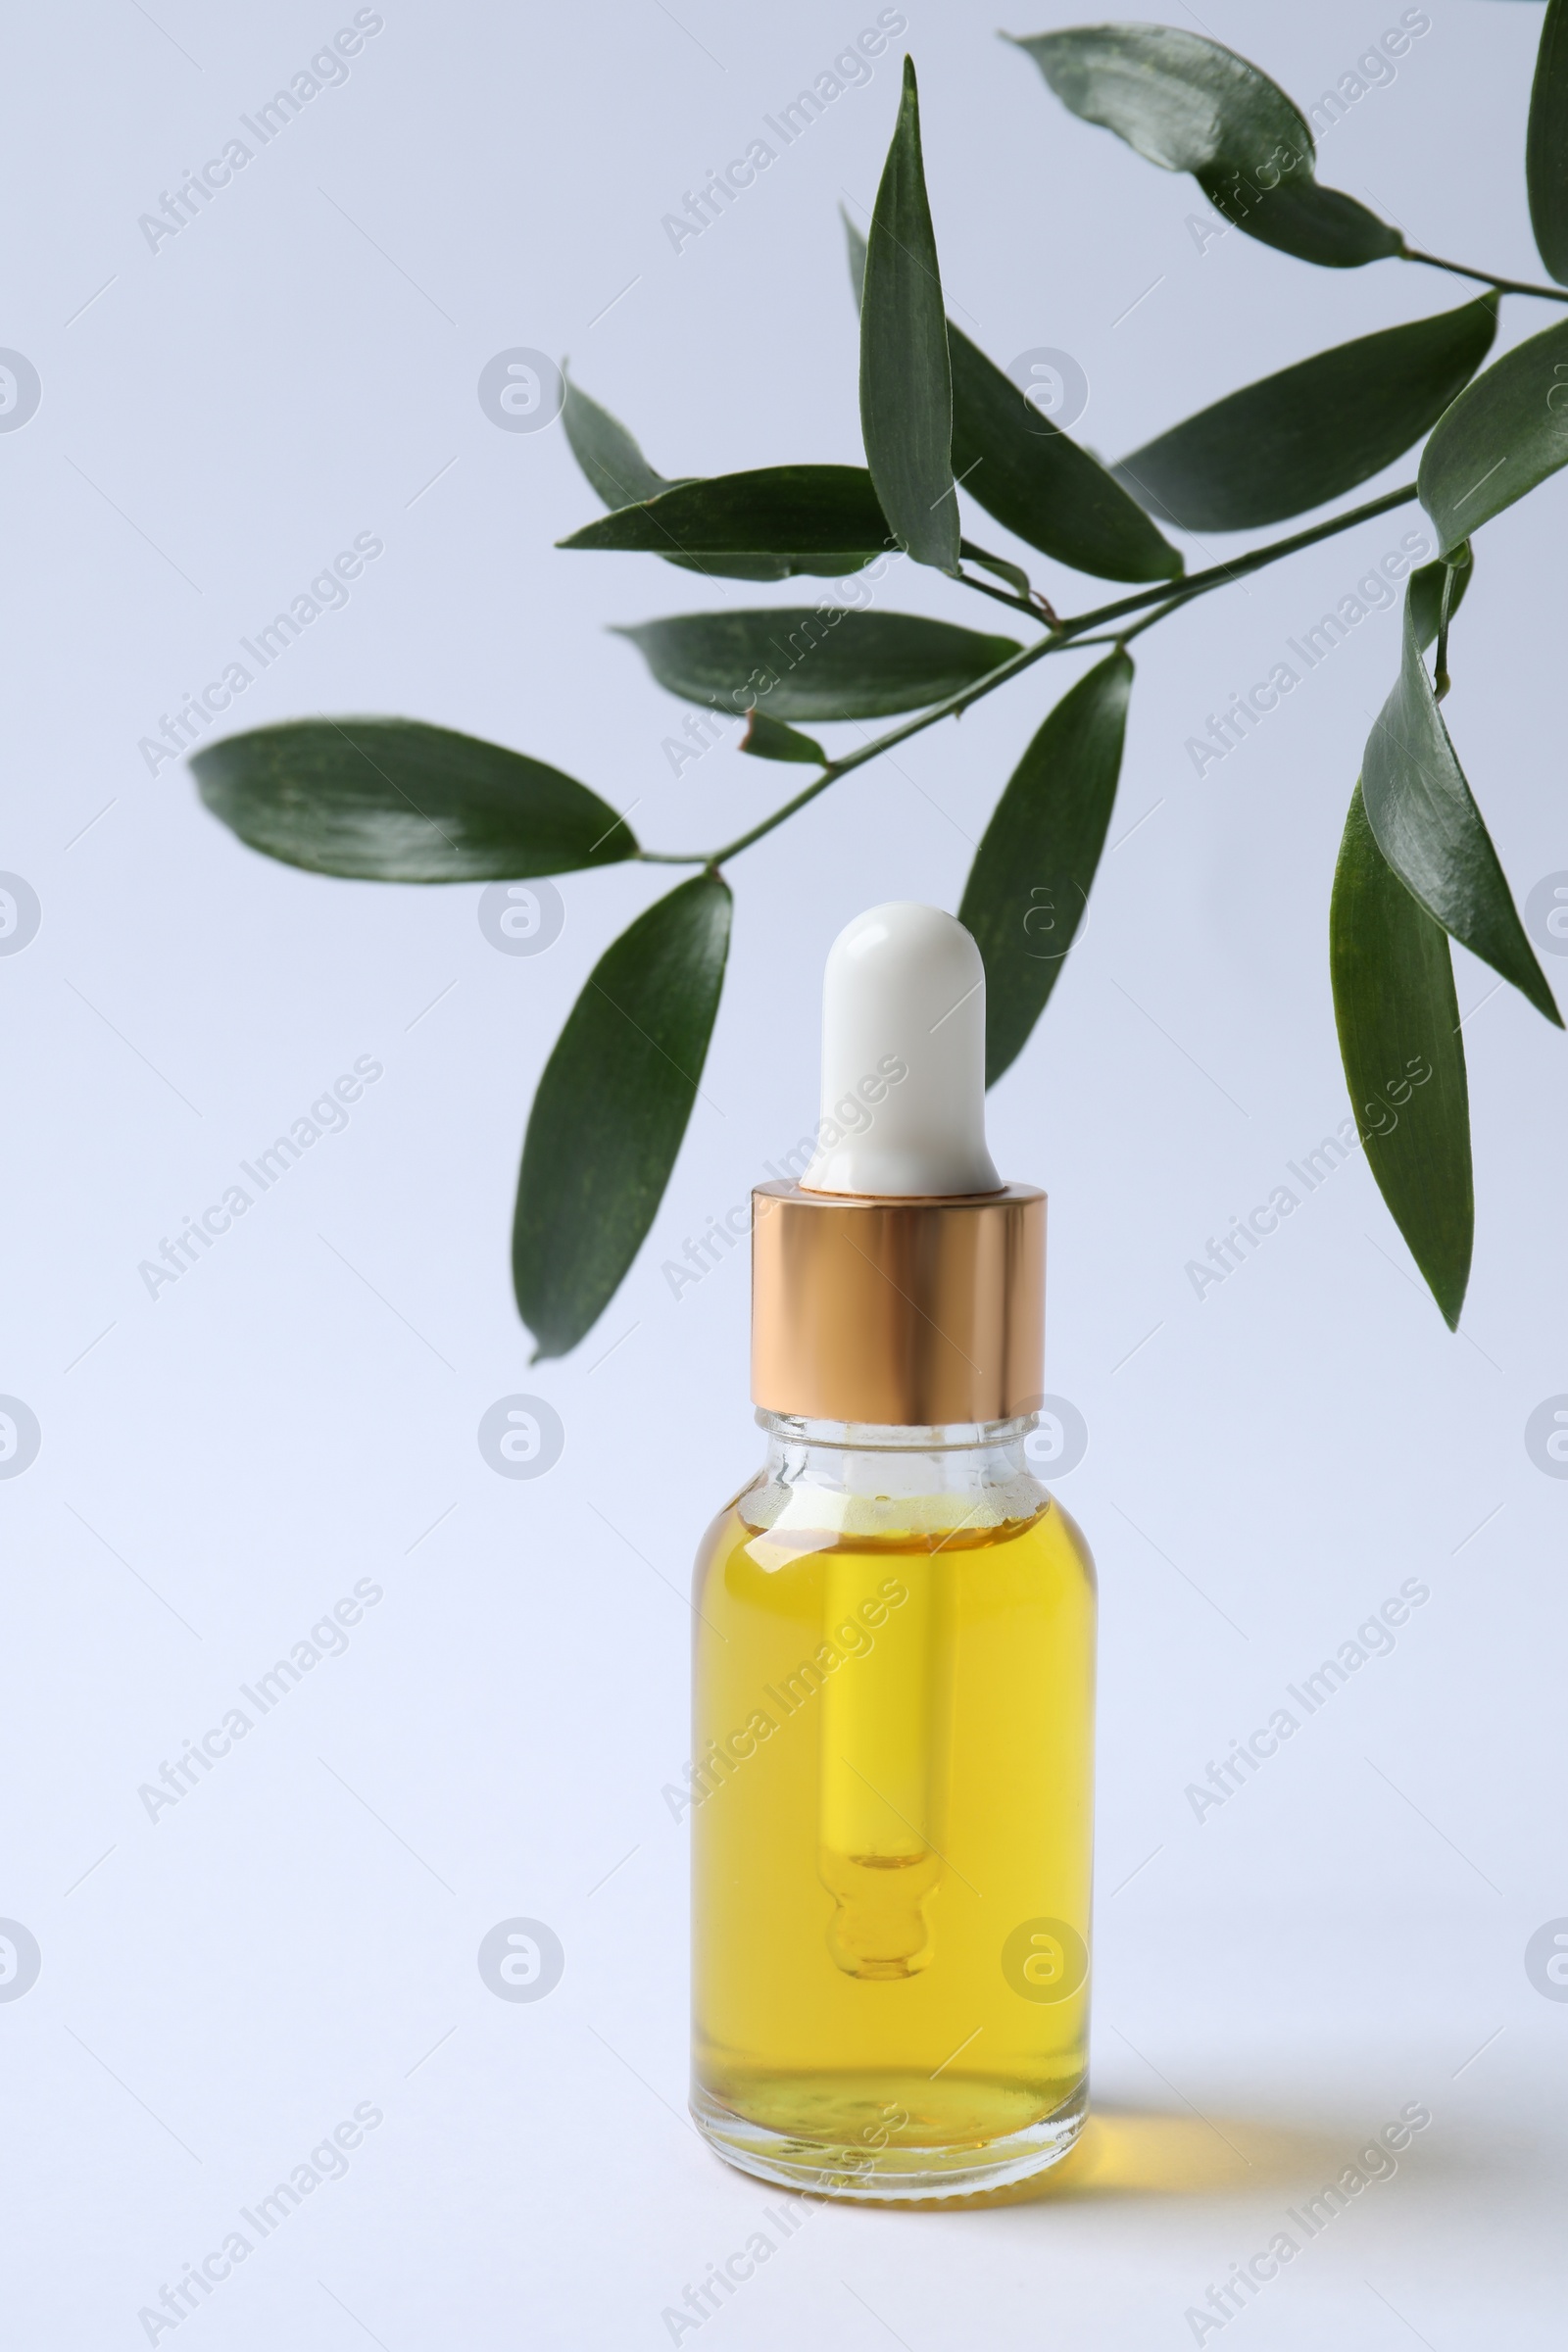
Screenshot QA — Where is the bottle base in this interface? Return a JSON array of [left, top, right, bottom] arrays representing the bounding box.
[[690, 2074, 1088, 2204]]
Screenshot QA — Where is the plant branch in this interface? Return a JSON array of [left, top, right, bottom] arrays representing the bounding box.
[[1401, 246, 1568, 306], [1114, 596, 1191, 647], [1052, 479, 1420, 642], [636, 479, 1422, 869]]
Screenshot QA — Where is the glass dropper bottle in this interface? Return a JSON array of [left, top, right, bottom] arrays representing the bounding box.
[[688, 903, 1097, 2201]]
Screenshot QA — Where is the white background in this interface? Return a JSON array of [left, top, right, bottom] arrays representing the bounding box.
[[2, 1, 1565, 2344]]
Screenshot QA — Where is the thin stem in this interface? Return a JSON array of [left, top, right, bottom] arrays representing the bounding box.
[[1051, 479, 1420, 643], [636, 478, 1422, 869], [1402, 246, 1568, 306], [698, 768, 843, 862], [1114, 597, 1190, 648]]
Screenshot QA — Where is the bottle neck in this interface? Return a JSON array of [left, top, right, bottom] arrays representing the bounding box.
[[745, 1411, 1046, 1542]]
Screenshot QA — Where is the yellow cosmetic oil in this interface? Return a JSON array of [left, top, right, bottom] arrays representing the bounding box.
[[687, 905, 1098, 2201], [691, 1427, 1096, 2198]]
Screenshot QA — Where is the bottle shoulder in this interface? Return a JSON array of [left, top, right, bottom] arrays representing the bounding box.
[[1043, 1493, 1097, 1590], [695, 1469, 1095, 1575]]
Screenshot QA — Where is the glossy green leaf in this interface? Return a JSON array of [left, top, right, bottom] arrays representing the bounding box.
[[1330, 782, 1472, 1329], [1419, 314, 1568, 554], [1011, 25, 1403, 267], [562, 370, 788, 581], [1115, 299, 1496, 532], [1361, 586, 1561, 1024], [842, 203, 1182, 582], [958, 649, 1133, 1085], [741, 712, 825, 765], [192, 719, 635, 882], [562, 369, 669, 510], [514, 873, 732, 1357], [959, 541, 1034, 601], [860, 58, 959, 570], [613, 611, 1018, 722], [1529, 0, 1568, 283], [558, 466, 891, 575], [950, 324, 1185, 580], [1408, 549, 1473, 652]]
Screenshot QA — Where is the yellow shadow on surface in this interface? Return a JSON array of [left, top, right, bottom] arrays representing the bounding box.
[[916, 2105, 1356, 2212]]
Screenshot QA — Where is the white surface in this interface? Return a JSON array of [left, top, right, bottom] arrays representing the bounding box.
[[2, 2, 1565, 2346], [800, 901, 1002, 1196]]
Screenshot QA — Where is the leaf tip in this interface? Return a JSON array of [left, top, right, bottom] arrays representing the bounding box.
[[1420, 1240, 1471, 1333], [1518, 945, 1566, 1031]]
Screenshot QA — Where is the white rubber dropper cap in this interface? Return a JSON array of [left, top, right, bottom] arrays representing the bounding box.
[[800, 903, 1003, 1198]]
